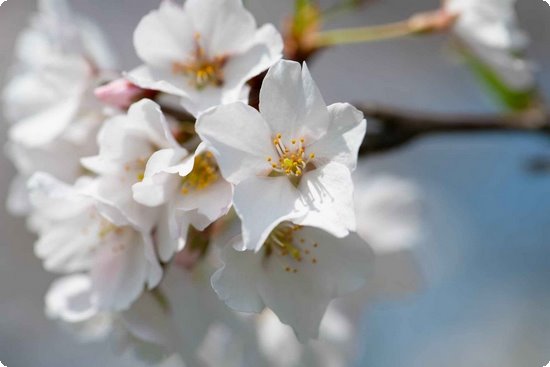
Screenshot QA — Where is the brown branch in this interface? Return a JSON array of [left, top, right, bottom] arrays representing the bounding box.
[[357, 103, 550, 155]]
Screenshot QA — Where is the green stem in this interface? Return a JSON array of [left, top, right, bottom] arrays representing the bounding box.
[[314, 21, 416, 47], [322, 0, 367, 19]]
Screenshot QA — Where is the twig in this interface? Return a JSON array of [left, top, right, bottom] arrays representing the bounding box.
[[358, 103, 550, 155]]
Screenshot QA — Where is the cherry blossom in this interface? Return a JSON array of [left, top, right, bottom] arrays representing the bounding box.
[[197, 60, 366, 251], [127, 0, 283, 116], [211, 222, 374, 340], [2, 0, 115, 215], [81, 99, 180, 233], [133, 143, 233, 262], [29, 173, 162, 311]]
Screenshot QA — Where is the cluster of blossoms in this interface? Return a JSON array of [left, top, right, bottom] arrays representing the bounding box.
[[1, 0, 530, 365]]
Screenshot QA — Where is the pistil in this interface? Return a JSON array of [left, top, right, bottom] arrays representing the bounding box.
[[172, 34, 228, 90], [267, 133, 315, 177]]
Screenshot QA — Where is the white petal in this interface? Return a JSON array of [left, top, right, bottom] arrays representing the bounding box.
[[297, 228, 375, 297], [179, 86, 227, 118], [120, 291, 178, 349], [259, 60, 329, 141], [46, 274, 98, 323], [213, 228, 374, 341], [296, 162, 356, 237], [127, 98, 178, 149], [3, 71, 64, 123], [86, 175, 159, 231], [125, 65, 190, 99], [211, 243, 266, 313], [91, 230, 158, 311], [449, 0, 528, 51], [133, 1, 194, 70], [133, 148, 190, 207], [176, 178, 233, 222], [156, 205, 185, 263], [80, 116, 138, 174], [142, 233, 163, 289], [185, 0, 256, 55], [223, 24, 283, 93], [463, 37, 534, 91], [309, 103, 366, 171], [196, 102, 276, 183], [28, 172, 94, 220], [8, 95, 80, 147], [233, 176, 304, 251], [35, 222, 97, 273], [182, 210, 213, 231]]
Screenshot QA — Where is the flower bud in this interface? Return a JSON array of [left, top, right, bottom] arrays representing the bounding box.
[[94, 79, 156, 109]]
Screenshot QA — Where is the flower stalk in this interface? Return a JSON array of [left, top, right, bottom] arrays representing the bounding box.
[[314, 9, 457, 47]]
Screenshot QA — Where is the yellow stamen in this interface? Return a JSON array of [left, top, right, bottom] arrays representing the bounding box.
[[266, 133, 316, 178], [180, 152, 219, 195], [263, 222, 320, 274], [172, 33, 228, 90]]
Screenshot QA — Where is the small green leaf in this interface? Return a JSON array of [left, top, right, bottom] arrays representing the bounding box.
[[461, 46, 536, 112]]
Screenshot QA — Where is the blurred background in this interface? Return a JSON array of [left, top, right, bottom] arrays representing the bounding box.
[[0, 0, 549, 366]]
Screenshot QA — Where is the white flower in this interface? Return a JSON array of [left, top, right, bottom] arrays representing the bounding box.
[[46, 275, 114, 341], [81, 99, 180, 233], [132, 142, 233, 262], [127, 0, 283, 116], [196, 60, 366, 251], [3, 0, 115, 147], [3, 0, 116, 215], [29, 173, 162, 311], [447, 0, 527, 51], [211, 222, 374, 341], [446, 0, 533, 90], [5, 137, 95, 216]]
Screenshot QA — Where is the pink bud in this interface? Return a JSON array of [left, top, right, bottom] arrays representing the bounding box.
[[94, 79, 157, 109]]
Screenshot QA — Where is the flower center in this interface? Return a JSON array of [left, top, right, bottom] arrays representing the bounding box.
[[172, 34, 228, 90], [181, 152, 219, 195], [267, 133, 315, 177], [123, 157, 148, 182], [264, 223, 319, 273], [98, 220, 132, 254]]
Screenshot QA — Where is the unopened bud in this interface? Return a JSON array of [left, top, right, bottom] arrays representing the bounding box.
[[94, 79, 157, 109]]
